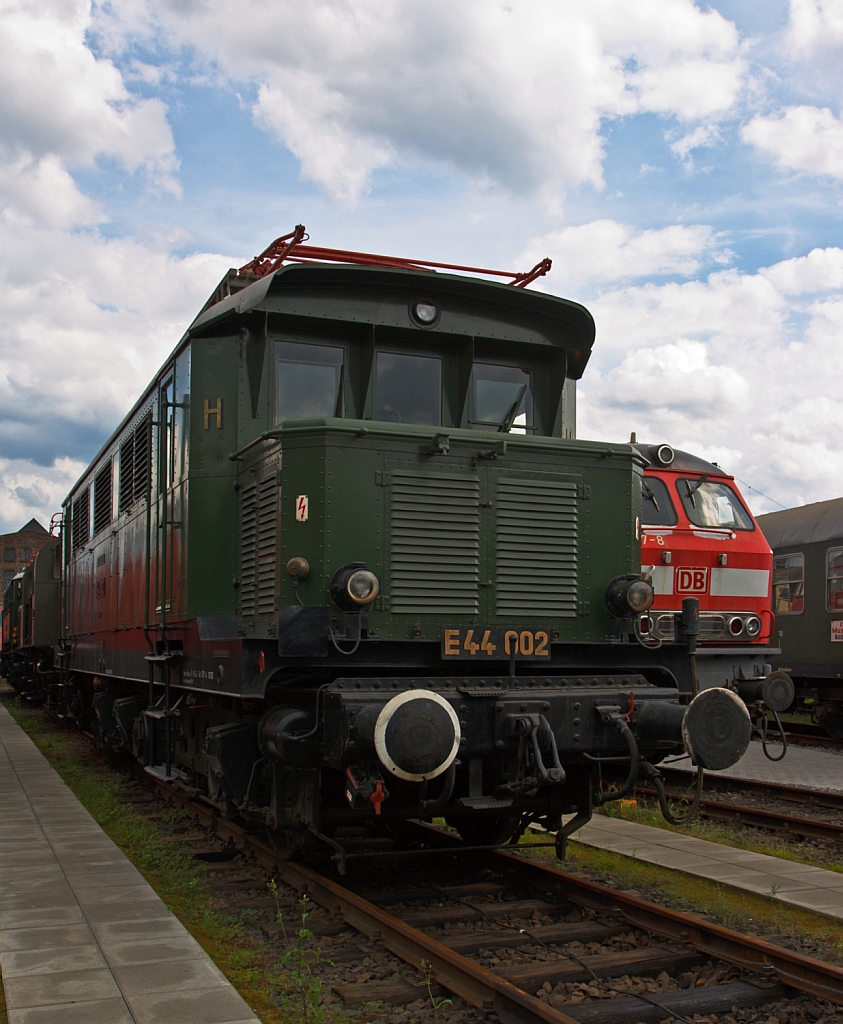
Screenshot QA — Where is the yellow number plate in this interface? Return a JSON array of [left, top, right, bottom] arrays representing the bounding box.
[[441, 626, 551, 660]]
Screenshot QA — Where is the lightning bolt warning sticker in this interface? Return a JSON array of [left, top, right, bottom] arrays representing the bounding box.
[[295, 495, 309, 522]]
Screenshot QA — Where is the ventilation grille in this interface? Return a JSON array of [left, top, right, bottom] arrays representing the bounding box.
[[389, 472, 480, 614], [93, 461, 112, 535], [119, 414, 151, 514], [495, 477, 578, 617], [71, 489, 90, 554], [240, 466, 279, 618]]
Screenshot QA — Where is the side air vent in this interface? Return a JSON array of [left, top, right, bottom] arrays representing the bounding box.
[[239, 479, 258, 618], [239, 462, 279, 618], [389, 472, 480, 614], [496, 477, 578, 617], [119, 414, 151, 514], [71, 488, 90, 554], [93, 460, 112, 535]]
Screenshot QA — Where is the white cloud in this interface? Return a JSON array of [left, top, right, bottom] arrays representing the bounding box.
[[577, 251, 843, 513], [760, 247, 843, 295], [0, 0, 180, 227], [788, 0, 843, 54], [93, 0, 746, 204], [742, 105, 843, 179], [669, 124, 721, 162], [0, 457, 85, 536], [523, 220, 724, 294]]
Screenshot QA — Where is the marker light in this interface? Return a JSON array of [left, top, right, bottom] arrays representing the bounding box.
[[744, 615, 762, 638], [728, 616, 744, 635]]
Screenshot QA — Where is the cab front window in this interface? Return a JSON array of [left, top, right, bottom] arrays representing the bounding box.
[[470, 363, 533, 433], [677, 479, 754, 531], [376, 352, 441, 425], [275, 341, 344, 424], [641, 476, 677, 527]]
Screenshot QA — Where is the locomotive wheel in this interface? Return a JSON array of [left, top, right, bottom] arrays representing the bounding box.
[[446, 813, 522, 847]]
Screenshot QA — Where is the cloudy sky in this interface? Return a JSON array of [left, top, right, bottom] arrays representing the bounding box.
[[1, 0, 842, 532]]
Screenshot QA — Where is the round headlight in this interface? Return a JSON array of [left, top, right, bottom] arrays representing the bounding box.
[[655, 444, 675, 466], [728, 615, 744, 636], [347, 569, 379, 605], [626, 579, 655, 613], [330, 562, 382, 611], [409, 298, 440, 328], [605, 574, 654, 618], [745, 615, 762, 638]]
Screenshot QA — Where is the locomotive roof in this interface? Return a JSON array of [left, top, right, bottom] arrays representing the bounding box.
[[62, 259, 596, 506], [756, 497, 843, 549], [190, 262, 596, 378], [632, 444, 730, 477]]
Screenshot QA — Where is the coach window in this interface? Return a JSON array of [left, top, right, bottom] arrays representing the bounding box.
[[470, 363, 533, 433], [774, 553, 804, 615], [676, 479, 754, 530], [827, 548, 843, 611], [376, 351, 441, 425], [275, 341, 344, 424], [641, 477, 677, 527]]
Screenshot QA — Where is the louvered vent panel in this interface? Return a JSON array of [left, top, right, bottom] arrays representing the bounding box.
[[132, 416, 150, 501], [389, 472, 480, 614], [496, 478, 578, 617], [119, 435, 134, 513], [239, 479, 258, 618], [71, 489, 90, 554], [255, 473, 279, 615]]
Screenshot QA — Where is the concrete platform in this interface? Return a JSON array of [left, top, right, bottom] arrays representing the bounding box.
[[0, 700, 262, 1024], [571, 814, 843, 920], [668, 736, 843, 793]]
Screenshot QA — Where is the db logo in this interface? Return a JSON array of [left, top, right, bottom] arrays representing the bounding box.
[[677, 567, 708, 593]]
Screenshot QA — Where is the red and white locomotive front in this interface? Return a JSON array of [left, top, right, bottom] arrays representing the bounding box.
[[634, 443, 781, 698]]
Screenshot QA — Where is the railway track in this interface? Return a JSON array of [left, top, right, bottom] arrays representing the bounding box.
[[8, 693, 843, 1023], [641, 765, 843, 843], [143, 775, 843, 1024], [775, 721, 843, 751]]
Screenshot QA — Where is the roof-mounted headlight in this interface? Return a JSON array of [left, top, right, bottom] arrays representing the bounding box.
[[605, 574, 655, 618], [330, 562, 381, 610], [409, 298, 440, 329]]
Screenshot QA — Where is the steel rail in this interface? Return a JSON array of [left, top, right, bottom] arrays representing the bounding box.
[[18, 700, 843, 1015], [656, 765, 843, 811], [149, 779, 579, 1024], [635, 785, 843, 843], [402, 823, 843, 1007], [152, 777, 843, 1015]]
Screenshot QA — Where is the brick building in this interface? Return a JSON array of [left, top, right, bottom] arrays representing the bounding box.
[[2, 518, 50, 591]]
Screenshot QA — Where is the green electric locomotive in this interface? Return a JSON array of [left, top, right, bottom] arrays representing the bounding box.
[[6, 229, 752, 863]]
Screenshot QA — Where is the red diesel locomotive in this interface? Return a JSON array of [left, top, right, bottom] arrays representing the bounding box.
[[634, 442, 793, 718]]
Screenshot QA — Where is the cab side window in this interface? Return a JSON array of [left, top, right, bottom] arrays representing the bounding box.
[[774, 552, 804, 615], [275, 341, 344, 424], [375, 352, 441, 425]]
